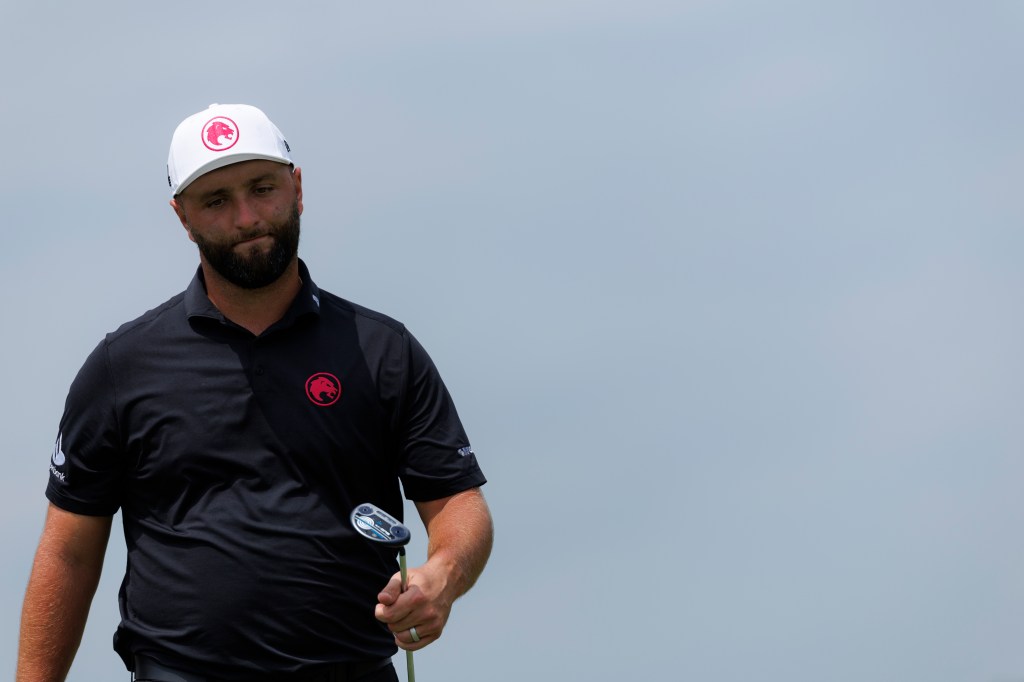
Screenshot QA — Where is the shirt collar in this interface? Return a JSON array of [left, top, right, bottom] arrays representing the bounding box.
[[184, 258, 322, 331]]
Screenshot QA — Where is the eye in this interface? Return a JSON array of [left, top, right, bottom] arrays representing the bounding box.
[[254, 185, 274, 195], [205, 197, 226, 209]]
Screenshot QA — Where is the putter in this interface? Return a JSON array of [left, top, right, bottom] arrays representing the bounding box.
[[351, 503, 416, 682]]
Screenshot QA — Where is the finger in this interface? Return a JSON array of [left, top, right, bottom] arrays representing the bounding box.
[[394, 627, 439, 652], [375, 599, 414, 624], [386, 608, 445, 638], [377, 572, 404, 606], [375, 575, 416, 624], [379, 586, 432, 631]]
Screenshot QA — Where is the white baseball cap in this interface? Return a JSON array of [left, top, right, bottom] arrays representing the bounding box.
[[167, 103, 292, 196]]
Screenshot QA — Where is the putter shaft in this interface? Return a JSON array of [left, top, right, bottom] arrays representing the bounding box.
[[399, 550, 416, 682]]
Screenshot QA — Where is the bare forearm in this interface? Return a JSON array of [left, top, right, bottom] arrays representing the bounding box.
[[18, 507, 111, 682], [18, 551, 102, 681], [420, 488, 494, 601], [376, 489, 492, 650]]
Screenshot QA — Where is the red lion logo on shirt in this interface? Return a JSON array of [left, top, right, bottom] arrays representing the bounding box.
[[305, 373, 341, 406]]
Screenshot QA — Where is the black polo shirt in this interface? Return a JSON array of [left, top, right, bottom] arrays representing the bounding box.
[[45, 260, 485, 680]]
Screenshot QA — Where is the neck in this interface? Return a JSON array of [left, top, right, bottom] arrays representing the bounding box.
[[200, 258, 302, 336]]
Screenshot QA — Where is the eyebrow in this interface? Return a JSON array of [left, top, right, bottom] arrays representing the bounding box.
[[194, 173, 278, 203]]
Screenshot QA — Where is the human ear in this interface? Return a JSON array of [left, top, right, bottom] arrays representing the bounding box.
[[170, 198, 196, 243], [291, 166, 304, 215]]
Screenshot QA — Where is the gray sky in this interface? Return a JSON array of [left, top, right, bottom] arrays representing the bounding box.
[[3, 1, 1023, 680]]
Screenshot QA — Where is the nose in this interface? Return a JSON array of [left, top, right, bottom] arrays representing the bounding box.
[[233, 196, 261, 230]]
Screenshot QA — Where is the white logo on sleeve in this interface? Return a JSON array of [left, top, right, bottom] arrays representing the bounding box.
[[457, 446, 474, 457], [49, 432, 67, 482], [52, 433, 66, 466]]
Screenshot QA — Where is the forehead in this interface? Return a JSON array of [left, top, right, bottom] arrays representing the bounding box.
[[180, 159, 292, 199]]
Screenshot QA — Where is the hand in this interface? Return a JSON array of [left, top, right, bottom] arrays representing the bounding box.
[[374, 560, 454, 652]]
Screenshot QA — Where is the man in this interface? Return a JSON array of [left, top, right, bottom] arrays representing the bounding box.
[[18, 103, 493, 682]]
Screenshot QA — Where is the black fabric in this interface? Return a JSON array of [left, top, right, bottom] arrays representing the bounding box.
[[46, 260, 485, 680], [133, 655, 395, 682]]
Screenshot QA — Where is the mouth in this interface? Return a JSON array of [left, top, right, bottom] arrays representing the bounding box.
[[236, 234, 272, 248]]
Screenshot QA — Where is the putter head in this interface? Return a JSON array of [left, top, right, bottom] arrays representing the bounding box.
[[350, 503, 411, 547]]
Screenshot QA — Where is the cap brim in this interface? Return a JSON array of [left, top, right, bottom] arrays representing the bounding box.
[[173, 154, 292, 196]]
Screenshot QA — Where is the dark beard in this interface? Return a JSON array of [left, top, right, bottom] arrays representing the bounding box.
[[192, 205, 301, 289]]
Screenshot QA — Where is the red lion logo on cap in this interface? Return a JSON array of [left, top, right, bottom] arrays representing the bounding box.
[[306, 373, 342, 406], [202, 116, 239, 152]]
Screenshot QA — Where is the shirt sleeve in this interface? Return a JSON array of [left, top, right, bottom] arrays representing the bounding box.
[[396, 331, 486, 501], [45, 339, 124, 516]]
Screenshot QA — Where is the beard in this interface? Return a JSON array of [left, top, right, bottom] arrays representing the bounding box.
[[191, 204, 301, 289]]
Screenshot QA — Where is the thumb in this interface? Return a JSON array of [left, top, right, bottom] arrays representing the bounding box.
[[377, 572, 404, 606]]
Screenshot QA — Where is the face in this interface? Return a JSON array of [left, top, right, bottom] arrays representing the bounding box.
[[171, 160, 304, 289]]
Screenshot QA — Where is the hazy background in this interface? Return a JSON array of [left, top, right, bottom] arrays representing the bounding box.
[[3, 1, 1023, 680]]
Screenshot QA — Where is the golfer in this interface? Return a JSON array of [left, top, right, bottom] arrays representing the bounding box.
[[17, 103, 493, 682]]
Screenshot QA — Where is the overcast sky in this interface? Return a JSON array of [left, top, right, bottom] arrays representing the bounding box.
[[2, 2, 1023, 681]]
